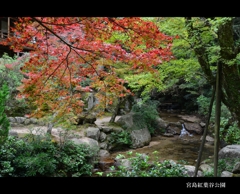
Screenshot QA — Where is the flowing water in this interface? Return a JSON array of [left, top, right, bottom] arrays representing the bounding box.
[[110, 135, 214, 165], [110, 112, 214, 166]]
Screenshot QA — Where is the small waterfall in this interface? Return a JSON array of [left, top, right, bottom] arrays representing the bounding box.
[[182, 123, 185, 130], [179, 123, 193, 137]]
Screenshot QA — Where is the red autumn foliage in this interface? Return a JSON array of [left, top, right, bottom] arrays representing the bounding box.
[[2, 17, 174, 118]]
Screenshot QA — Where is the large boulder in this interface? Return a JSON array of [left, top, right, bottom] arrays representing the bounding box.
[[184, 122, 203, 135], [116, 112, 137, 130], [130, 128, 151, 149], [219, 145, 240, 159], [155, 117, 168, 129], [218, 145, 240, 172], [70, 137, 99, 152], [86, 127, 100, 141], [116, 113, 152, 148]]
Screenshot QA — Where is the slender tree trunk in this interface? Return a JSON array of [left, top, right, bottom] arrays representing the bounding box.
[[214, 62, 222, 177], [109, 97, 125, 123], [194, 85, 216, 177]]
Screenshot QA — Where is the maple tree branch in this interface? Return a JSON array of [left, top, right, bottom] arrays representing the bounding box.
[[45, 28, 49, 61], [42, 48, 72, 87], [38, 18, 83, 26], [31, 17, 94, 54]]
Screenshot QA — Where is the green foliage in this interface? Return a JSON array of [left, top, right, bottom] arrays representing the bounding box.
[[125, 72, 165, 101], [196, 95, 211, 116], [0, 133, 98, 177], [220, 120, 240, 145], [131, 100, 159, 134], [0, 83, 10, 145], [197, 94, 231, 120], [107, 151, 188, 177], [224, 122, 240, 144], [197, 94, 240, 144], [202, 169, 214, 177], [108, 131, 132, 150], [0, 53, 30, 116], [125, 18, 212, 113], [218, 158, 239, 176]]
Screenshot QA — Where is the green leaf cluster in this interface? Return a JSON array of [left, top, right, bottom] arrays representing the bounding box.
[[0, 53, 30, 116], [108, 130, 132, 150], [131, 100, 159, 134], [106, 151, 188, 177], [0, 134, 98, 177], [0, 83, 10, 145]]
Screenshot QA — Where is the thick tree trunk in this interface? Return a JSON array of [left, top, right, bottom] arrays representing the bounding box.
[[185, 17, 240, 127], [217, 19, 240, 127]]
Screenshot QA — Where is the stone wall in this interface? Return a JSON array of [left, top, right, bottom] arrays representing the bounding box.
[[8, 117, 46, 127]]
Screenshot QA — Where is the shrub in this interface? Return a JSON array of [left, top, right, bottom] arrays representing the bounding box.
[[220, 119, 240, 145], [0, 83, 10, 145], [0, 133, 98, 177], [108, 131, 132, 151], [0, 53, 30, 116], [131, 100, 160, 134], [106, 151, 188, 177]]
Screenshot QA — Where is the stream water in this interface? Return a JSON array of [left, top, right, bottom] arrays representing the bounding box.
[[110, 111, 214, 166]]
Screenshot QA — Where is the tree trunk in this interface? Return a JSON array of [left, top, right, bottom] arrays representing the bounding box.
[[214, 62, 222, 177], [109, 97, 125, 123], [185, 17, 240, 127], [194, 85, 216, 177]]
